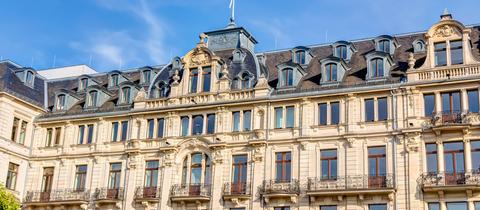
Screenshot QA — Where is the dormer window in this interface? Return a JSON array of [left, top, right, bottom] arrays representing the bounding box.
[[142, 70, 151, 84], [110, 74, 119, 87], [120, 87, 131, 104], [413, 40, 426, 53], [25, 71, 34, 87], [241, 72, 251, 89], [87, 90, 98, 107], [202, 66, 211, 92], [189, 68, 198, 93], [282, 68, 294, 86], [336, 45, 347, 60], [370, 58, 384, 78], [79, 78, 88, 91], [434, 42, 447, 66], [158, 82, 168, 98], [450, 40, 463, 65], [56, 94, 66, 110], [378, 40, 390, 53], [295, 50, 306, 65], [325, 63, 338, 82]]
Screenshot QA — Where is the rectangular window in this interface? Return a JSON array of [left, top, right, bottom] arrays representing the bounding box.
[[274, 107, 283, 129], [447, 202, 467, 210], [181, 117, 189, 136], [189, 68, 198, 93], [444, 142, 464, 184], [365, 99, 375, 122], [319, 103, 327, 125], [471, 141, 480, 172], [46, 128, 53, 147], [428, 203, 440, 210], [321, 149, 337, 180], [54, 127, 61, 146], [468, 90, 479, 113], [286, 106, 295, 128], [192, 115, 204, 135], [424, 94, 436, 117], [207, 114, 215, 134], [274, 207, 290, 210], [450, 40, 463, 65], [108, 163, 122, 189], [6, 163, 18, 190], [368, 146, 386, 188], [275, 152, 291, 182], [111, 122, 119, 142], [202, 66, 211, 92], [377, 97, 388, 121], [78, 125, 85, 144], [330, 102, 340, 125], [232, 112, 240, 132], [74, 165, 87, 191], [243, 110, 252, 131], [369, 204, 387, 210], [475, 202, 480, 210], [434, 42, 447, 66], [232, 155, 248, 194], [147, 119, 155, 139], [87, 124, 94, 143], [41, 167, 54, 192], [442, 92, 461, 113], [120, 121, 128, 141], [144, 161, 159, 187], [157, 118, 165, 138], [19, 120, 27, 144], [11, 117, 19, 142], [320, 206, 337, 210], [426, 143, 438, 173]]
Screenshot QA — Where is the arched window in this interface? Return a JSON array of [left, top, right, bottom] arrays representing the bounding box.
[[413, 41, 425, 53], [56, 94, 66, 110], [158, 82, 168, 98], [142, 70, 151, 84], [87, 90, 98, 107], [371, 58, 384, 78], [192, 115, 204, 135], [241, 72, 251, 89], [25, 71, 34, 87], [336, 45, 348, 59], [189, 68, 198, 93], [181, 153, 212, 193], [378, 40, 390, 53], [295, 50, 306, 64], [282, 68, 294, 87], [325, 63, 338, 82], [110, 74, 119, 87], [79, 78, 88, 91], [121, 87, 131, 104]]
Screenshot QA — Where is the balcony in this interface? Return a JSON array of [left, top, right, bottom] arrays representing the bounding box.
[[222, 182, 251, 204], [259, 179, 300, 204], [134, 186, 160, 203], [24, 189, 89, 207], [419, 171, 480, 192], [408, 63, 480, 82], [93, 188, 124, 205], [307, 175, 395, 201], [170, 184, 211, 202]]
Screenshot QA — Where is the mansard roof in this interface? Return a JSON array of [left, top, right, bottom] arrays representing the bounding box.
[[0, 61, 45, 108]]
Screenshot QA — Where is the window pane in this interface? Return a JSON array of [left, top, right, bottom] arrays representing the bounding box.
[[87, 124, 94, 143], [189, 68, 198, 93], [468, 90, 479, 113], [157, 118, 164, 138], [181, 117, 189, 136], [121, 121, 128, 141], [207, 114, 215, 134], [243, 111, 251, 131], [286, 106, 294, 128], [365, 99, 375, 122], [447, 202, 467, 210], [147, 119, 154, 139], [192, 115, 203, 135], [424, 94, 435, 117], [429, 203, 440, 210], [319, 103, 327, 125], [78, 125, 85, 144], [331, 102, 339, 125], [369, 204, 387, 210], [275, 107, 283, 128], [434, 42, 447, 66], [202, 66, 211, 92], [426, 143, 438, 173], [321, 206, 337, 210], [232, 112, 240, 132], [472, 141, 480, 171], [378, 97, 388, 121], [450, 40, 463, 65], [444, 142, 464, 173]]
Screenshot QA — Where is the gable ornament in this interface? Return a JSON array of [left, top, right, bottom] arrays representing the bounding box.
[[434, 25, 456, 38]]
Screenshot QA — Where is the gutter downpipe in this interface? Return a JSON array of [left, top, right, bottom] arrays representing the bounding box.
[[391, 90, 398, 210]]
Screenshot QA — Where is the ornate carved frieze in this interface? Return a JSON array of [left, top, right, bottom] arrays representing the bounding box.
[[433, 25, 458, 38]]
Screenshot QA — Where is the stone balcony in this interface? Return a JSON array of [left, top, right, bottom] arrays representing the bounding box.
[[418, 171, 480, 193], [24, 189, 89, 208], [306, 174, 395, 202], [222, 182, 251, 205], [421, 112, 480, 131], [408, 63, 480, 82], [259, 179, 300, 204], [170, 184, 211, 203]]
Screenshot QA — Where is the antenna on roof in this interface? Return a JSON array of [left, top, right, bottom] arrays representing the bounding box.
[[52, 55, 57, 68], [88, 54, 93, 66], [227, 0, 236, 28], [30, 57, 34, 68]]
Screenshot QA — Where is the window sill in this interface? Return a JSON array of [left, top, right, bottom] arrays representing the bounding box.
[[311, 124, 344, 128], [71, 143, 95, 148]]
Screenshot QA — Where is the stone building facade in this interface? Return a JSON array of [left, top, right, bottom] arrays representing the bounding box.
[[0, 11, 480, 210]]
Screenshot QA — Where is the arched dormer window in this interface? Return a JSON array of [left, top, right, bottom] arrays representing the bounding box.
[[87, 90, 98, 107], [325, 63, 338, 82], [189, 68, 198, 93], [336, 45, 348, 60], [56, 94, 66, 110], [241, 72, 251, 89], [120, 87, 131, 104], [110, 74, 119, 87], [25, 71, 34, 87], [295, 50, 306, 65], [374, 36, 398, 55], [332, 41, 356, 61], [413, 39, 426, 53], [158, 82, 169, 98], [232, 78, 239, 89], [378, 40, 390, 53], [181, 153, 211, 187], [79, 78, 88, 91], [282, 68, 294, 87], [142, 70, 151, 84], [370, 58, 384, 78]]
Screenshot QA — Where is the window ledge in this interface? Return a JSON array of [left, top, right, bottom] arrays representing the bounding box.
[[311, 124, 344, 129], [366, 77, 388, 82], [71, 143, 95, 148], [358, 119, 392, 126]]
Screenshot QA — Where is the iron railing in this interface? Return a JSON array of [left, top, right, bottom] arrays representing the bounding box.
[[307, 174, 394, 191], [419, 171, 480, 187], [259, 179, 300, 195], [431, 111, 463, 125], [94, 188, 124, 200], [272, 80, 400, 95], [223, 182, 251, 196], [24, 189, 90, 203], [134, 186, 161, 199], [170, 184, 211, 197]]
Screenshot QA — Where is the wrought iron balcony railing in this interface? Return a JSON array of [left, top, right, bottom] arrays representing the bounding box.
[[170, 184, 211, 197], [223, 182, 251, 196], [24, 189, 90, 203], [259, 179, 300, 195], [431, 111, 463, 125], [419, 171, 480, 188], [94, 188, 124, 200], [307, 174, 394, 192], [134, 186, 161, 200]]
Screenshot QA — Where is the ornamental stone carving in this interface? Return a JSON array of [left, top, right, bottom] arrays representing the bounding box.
[[405, 132, 421, 152], [433, 25, 457, 38], [134, 89, 146, 101]]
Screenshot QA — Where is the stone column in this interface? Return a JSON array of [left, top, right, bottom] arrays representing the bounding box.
[[437, 140, 445, 173], [465, 139, 472, 173], [461, 89, 468, 113], [435, 92, 442, 113]]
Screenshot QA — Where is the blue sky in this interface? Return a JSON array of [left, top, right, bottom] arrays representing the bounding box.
[[0, 0, 479, 72]]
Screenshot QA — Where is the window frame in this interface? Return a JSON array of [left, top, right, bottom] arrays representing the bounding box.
[[6, 162, 19, 190], [275, 151, 292, 183]]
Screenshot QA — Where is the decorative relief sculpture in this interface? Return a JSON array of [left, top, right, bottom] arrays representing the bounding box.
[[433, 25, 457, 38], [134, 89, 146, 101]]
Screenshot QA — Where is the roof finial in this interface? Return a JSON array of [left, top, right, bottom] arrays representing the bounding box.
[[441, 8, 452, 20], [227, 0, 237, 28]]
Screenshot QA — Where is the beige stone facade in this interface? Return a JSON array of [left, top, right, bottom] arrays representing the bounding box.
[[1, 12, 480, 210]]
